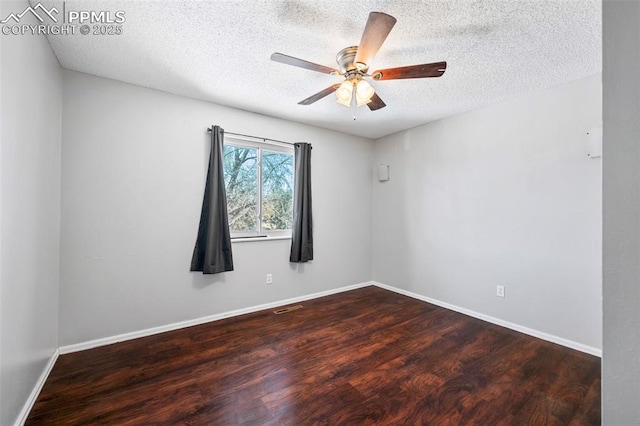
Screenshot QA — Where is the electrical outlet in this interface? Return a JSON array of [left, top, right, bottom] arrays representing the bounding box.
[[266, 274, 273, 285], [496, 285, 505, 298]]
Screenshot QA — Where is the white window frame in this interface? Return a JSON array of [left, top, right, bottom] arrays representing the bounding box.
[[224, 135, 294, 240]]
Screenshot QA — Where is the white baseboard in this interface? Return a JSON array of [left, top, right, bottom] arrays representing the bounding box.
[[15, 348, 59, 426], [59, 281, 373, 354], [372, 281, 602, 357], [58, 280, 601, 358]]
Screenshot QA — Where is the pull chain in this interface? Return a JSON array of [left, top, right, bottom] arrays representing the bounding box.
[[351, 82, 358, 121]]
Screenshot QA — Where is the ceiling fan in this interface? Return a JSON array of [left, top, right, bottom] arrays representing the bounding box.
[[271, 12, 447, 113]]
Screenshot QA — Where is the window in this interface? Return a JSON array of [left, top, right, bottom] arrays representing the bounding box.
[[223, 138, 294, 238]]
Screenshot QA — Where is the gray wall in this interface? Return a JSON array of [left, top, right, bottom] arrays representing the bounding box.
[[372, 75, 602, 351], [602, 1, 640, 423], [59, 70, 373, 346], [0, 1, 62, 424]]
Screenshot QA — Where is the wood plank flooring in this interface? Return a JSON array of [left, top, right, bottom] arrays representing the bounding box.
[[27, 286, 601, 425]]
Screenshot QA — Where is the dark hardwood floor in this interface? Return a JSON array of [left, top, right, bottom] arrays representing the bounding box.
[[27, 286, 600, 425]]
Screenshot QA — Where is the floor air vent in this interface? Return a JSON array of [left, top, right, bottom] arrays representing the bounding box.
[[273, 305, 303, 315]]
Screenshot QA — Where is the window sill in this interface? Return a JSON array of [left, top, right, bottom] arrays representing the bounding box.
[[231, 235, 292, 243]]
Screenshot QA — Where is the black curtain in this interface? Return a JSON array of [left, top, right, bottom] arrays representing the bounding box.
[[190, 126, 234, 274], [290, 143, 313, 262]]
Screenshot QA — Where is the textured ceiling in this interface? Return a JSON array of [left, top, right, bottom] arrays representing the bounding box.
[[39, 0, 601, 139]]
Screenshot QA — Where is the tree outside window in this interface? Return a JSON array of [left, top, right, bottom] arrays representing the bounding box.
[[223, 142, 293, 237]]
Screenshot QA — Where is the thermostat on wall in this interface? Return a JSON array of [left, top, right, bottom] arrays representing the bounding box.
[[378, 164, 389, 181], [587, 125, 602, 158]]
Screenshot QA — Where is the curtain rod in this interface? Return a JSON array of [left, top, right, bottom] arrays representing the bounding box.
[[207, 127, 295, 147]]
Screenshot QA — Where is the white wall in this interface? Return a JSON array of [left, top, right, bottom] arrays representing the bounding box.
[[0, 1, 62, 424], [372, 75, 602, 351], [602, 1, 640, 423], [59, 70, 373, 346]]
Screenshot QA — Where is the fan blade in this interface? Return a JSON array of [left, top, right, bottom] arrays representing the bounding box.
[[271, 53, 339, 75], [367, 93, 386, 111], [372, 61, 447, 80], [298, 84, 340, 105], [354, 12, 397, 70]]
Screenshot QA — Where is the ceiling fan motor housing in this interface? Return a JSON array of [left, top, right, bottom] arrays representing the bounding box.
[[336, 46, 364, 74]]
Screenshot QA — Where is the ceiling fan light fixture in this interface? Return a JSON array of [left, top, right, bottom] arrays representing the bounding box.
[[336, 96, 352, 107], [336, 80, 354, 106], [355, 79, 375, 104]]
